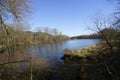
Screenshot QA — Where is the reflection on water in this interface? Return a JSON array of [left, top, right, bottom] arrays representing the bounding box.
[[25, 39, 100, 61]]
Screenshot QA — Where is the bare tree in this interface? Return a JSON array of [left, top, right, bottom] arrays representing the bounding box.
[[0, 0, 30, 58], [0, 0, 30, 21], [89, 14, 114, 49], [0, 1, 32, 79]]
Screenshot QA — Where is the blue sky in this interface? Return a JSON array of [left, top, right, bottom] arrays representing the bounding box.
[[30, 0, 115, 37]]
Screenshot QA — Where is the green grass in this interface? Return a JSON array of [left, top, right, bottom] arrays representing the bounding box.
[[69, 45, 99, 57]]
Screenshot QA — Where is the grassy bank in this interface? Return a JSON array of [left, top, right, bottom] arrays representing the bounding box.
[[62, 41, 120, 62]]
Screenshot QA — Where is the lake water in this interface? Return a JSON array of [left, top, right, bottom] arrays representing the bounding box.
[[25, 39, 100, 61]]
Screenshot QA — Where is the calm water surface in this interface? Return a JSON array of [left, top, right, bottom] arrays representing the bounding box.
[[25, 39, 100, 61]]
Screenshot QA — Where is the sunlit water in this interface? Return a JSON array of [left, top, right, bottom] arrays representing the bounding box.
[[25, 39, 100, 61]]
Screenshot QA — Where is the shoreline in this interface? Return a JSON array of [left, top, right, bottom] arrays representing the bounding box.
[[61, 42, 119, 63]]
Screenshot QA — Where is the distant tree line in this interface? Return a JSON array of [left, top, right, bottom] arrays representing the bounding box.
[[0, 24, 69, 48], [71, 28, 119, 40], [71, 33, 101, 39]]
